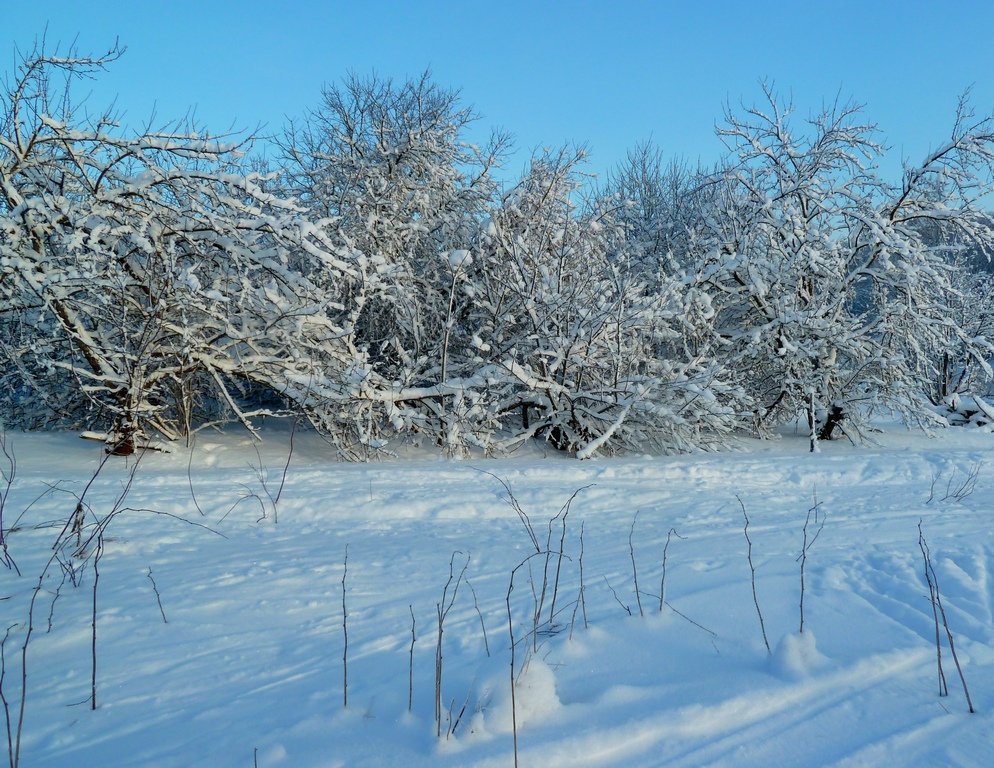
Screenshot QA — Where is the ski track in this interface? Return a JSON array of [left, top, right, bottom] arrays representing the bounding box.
[[468, 649, 940, 768]]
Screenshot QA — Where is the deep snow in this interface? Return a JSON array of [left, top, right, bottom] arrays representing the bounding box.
[[1, 424, 993, 767]]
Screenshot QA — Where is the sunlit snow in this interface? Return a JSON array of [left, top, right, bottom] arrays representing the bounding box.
[[0, 424, 991, 767]]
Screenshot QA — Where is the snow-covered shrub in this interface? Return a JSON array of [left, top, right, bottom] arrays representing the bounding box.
[[279, 72, 509, 456], [691, 87, 994, 439], [932, 392, 994, 431], [5, 43, 993, 459], [469, 150, 748, 456], [908, 216, 994, 404], [0, 45, 361, 452]]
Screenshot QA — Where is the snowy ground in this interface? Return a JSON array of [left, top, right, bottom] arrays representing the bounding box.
[[1, 424, 993, 767]]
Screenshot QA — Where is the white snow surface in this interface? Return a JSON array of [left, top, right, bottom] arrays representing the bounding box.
[[2, 424, 994, 767]]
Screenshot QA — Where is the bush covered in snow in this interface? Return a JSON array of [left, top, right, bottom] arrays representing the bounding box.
[[933, 392, 994, 431], [3, 45, 994, 457]]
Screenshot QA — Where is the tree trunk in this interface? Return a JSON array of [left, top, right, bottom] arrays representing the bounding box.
[[818, 404, 845, 441]]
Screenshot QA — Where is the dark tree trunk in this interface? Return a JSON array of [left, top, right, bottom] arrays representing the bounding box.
[[818, 404, 845, 441]]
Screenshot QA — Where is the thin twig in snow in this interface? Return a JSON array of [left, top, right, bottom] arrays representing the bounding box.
[[629, 512, 644, 617], [658, 527, 684, 613], [146, 567, 168, 624], [739, 496, 770, 654], [342, 544, 349, 709]]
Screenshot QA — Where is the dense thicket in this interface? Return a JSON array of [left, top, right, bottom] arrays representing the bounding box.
[[3, 47, 993, 456]]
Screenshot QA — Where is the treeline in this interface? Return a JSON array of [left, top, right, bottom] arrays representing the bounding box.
[[2, 44, 994, 457]]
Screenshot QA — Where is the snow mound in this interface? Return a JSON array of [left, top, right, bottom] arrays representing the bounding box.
[[771, 631, 828, 680], [485, 658, 561, 734]]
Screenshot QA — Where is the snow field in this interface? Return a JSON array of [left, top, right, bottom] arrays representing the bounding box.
[[0, 427, 992, 766]]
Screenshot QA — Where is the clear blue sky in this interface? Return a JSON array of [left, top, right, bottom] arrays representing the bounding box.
[[7, 0, 994, 184]]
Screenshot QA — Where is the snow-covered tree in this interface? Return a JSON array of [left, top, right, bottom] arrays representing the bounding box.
[[900, 213, 994, 408], [279, 72, 509, 454], [8, 40, 994, 459], [697, 87, 994, 438], [600, 142, 715, 280], [0, 45, 360, 452], [469, 149, 747, 456]]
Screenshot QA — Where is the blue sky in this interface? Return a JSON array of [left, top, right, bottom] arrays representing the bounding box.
[[7, 1, 994, 184]]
